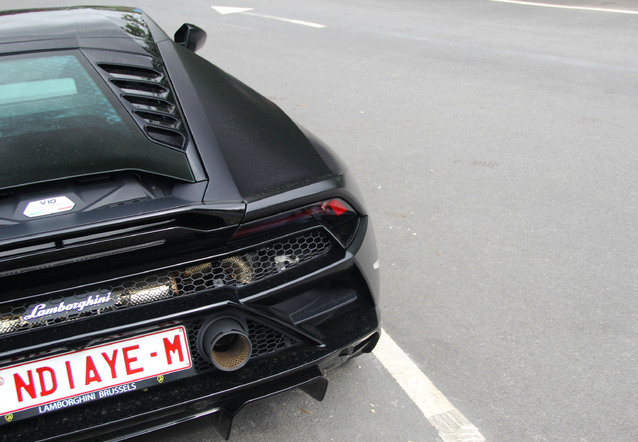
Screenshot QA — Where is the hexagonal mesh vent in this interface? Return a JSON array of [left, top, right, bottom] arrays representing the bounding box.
[[0, 230, 333, 336], [187, 318, 301, 373]]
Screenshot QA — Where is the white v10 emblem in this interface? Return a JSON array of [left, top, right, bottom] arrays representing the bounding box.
[[23, 196, 75, 218]]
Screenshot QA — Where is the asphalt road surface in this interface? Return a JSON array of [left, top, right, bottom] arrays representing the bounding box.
[[3, 0, 637, 440]]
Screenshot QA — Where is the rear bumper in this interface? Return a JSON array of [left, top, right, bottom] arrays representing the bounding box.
[[0, 218, 380, 441], [76, 331, 379, 442], [5, 320, 379, 441]]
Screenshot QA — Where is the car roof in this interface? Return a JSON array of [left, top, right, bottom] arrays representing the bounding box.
[[0, 6, 169, 55]]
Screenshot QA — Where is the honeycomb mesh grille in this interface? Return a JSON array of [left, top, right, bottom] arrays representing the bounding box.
[[188, 319, 209, 373], [247, 318, 298, 356], [187, 318, 301, 373], [0, 230, 332, 336]]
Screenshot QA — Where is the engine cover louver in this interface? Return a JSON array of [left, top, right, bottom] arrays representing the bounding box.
[[98, 63, 187, 149]]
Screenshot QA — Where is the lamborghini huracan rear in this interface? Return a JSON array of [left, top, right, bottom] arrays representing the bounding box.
[[0, 6, 380, 440]]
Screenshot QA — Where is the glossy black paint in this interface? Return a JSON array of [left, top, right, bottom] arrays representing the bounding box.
[[174, 23, 207, 53], [0, 7, 169, 56], [0, 6, 380, 440], [0, 6, 167, 42]]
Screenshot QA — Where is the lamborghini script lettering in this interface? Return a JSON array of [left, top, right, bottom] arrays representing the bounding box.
[[23, 292, 115, 323]]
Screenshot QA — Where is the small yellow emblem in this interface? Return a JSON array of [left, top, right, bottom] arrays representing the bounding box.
[[157, 375, 164, 384], [5, 414, 13, 423]]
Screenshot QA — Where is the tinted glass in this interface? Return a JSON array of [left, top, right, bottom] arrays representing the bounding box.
[[0, 52, 193, 190]]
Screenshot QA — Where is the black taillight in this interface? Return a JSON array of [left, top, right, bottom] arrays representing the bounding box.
[[232, 199, 359, 247]]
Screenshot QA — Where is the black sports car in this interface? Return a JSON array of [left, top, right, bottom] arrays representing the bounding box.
[[0, 6, 380, 441]]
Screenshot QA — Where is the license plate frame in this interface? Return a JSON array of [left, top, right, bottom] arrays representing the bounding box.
[[0, 325, 192, 424]]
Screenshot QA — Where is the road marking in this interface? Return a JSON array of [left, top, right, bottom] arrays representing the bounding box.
[[374, 330, 485, 442], [489, 0, 638, 14], [212, 6, 326, 28], [212, 6, 253, 15]]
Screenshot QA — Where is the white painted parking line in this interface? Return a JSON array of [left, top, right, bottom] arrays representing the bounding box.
[[374, 330, 485, 442], [489, 0, 638, 14], [242, 12, 325, 28], [212, 6, 325, 28]]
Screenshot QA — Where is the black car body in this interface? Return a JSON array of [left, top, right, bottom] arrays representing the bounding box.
[[0, 6, 380, 441]]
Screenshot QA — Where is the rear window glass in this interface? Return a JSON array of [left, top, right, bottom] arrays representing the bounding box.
[[0, 54, 124, 138], [0, 52, 193, 190]]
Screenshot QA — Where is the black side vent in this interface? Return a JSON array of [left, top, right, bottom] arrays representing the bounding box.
[[98, 64, 162, 81], [98, 63, 188, 150], [146, 126, 185, 147], [136, 111, 180, 127], [123, 96, 174, 113], [111, 79, 168, 96]]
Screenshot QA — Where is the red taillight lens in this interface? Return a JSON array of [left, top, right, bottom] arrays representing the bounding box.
[[232, 199, 360, 247], [316, 199, 360, 246], [323, 199, 348, 216]]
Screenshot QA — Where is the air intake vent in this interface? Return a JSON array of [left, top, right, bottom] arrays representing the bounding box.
[[111, 79, 168, 96], [123, 96, 174, 113], [135, 111, 180, 127], [98, 63, 188, 150], [98, 64, 162, 81], [146, 127, 185, 147]]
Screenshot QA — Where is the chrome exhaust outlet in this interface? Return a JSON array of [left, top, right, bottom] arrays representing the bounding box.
[[198, 318, 252, 371]]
